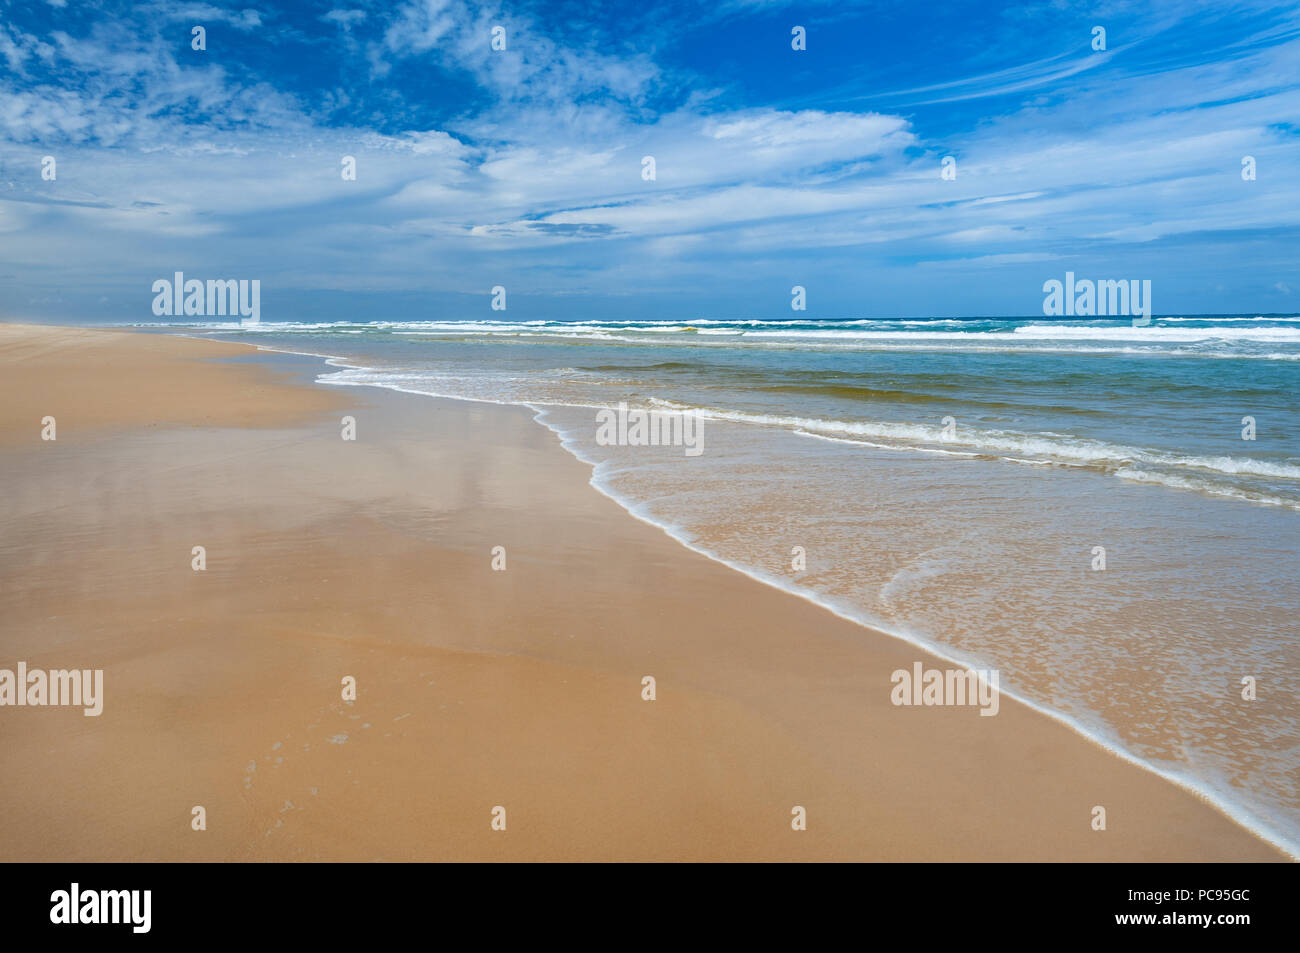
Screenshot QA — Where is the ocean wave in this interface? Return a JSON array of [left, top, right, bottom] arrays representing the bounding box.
[[1012, 324, 1300, 342], [315, 362, 1300, 490], [132, 318, 1300, 360], [1114, 468, 1300, 509], [645, 399, 1300, 483]]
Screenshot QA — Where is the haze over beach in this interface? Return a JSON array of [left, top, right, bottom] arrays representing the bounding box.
[[1, 0, 1299, 870]]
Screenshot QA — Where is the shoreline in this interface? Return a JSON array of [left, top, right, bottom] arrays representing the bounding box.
[[0, 322, 1290, 861], [240, 333, 1300, 860]]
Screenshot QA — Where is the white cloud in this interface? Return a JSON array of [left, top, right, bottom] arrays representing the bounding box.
[[153, 4, 264, 31], [322, 10, 367, 28]]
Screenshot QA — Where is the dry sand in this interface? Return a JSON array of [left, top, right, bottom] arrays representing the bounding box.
[[0, 323, 1286, 861]]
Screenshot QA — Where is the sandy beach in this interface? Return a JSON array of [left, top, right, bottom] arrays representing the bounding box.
[[0, 322, 1286, 862]]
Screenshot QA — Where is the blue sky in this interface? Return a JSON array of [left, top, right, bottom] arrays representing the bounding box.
[[1, 0, 1298, 322]]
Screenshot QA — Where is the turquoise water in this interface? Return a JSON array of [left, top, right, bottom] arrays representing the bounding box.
[[157, 315, 1300, 855]]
